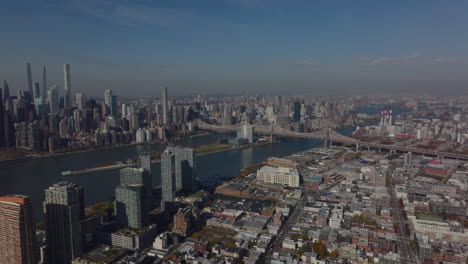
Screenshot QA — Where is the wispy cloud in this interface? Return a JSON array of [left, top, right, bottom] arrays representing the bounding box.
[[225, 0, 265, 8], [359, 53, 460, 67], [359, 53, 422, 65], [291, 59, 320, 67], [40, 0, 257, 30], [433, 57, 457, 64]]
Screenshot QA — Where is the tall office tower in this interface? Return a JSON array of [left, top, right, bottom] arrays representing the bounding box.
[[3, 80, 10, 99], [293, 101, 301, 122], [161, 149, 176, 206], [33, 82, 41, 99], [42, 66, 47, 103], [162, 87, 168, 125], [63, 64, 72, 109], [121, 103, 127, 118], [73, 110, 81, 132], [44, 182, 84, 264], [119, 167, 152, 214], [115, 184, 143, 229], [104, 89, 112, 108], [49, 114, 59, 134], [137, 152, 152, 174], [171, 106, 178, 124], [47, 85, 60, 114], [26, 63, 33, 93], [110, 95, 118, 117], [168, 146, 197, 192], [0, 195, 38, 264], [75, 93, 85, 111]]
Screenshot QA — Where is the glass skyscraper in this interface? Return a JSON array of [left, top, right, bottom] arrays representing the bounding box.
[[44, 182, 84, 264], [161, 148, 176, 206], [63, 64, 72, 110], [168, 146, 197, 192], [115, 184, 143, 229], [161, 146, 197, 210], [119, 167, 152, 212]]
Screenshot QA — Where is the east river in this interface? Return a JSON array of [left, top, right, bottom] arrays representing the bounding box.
[[0, 127, 355, 221]]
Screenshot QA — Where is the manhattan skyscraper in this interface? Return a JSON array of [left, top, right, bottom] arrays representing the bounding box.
[[63, 64, 72, 110], [47, 85, 59, 115], [42, 66, 47, 103], [3, 80, 10, 99], [26, 63, 33, 93], [162, 87, 168, 125]]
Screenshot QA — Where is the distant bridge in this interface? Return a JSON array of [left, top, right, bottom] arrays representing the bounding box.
[[194, 119, 356, 145], [194, 119, 468, 161]]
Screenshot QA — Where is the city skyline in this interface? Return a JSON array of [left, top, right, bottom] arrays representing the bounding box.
[[2, 1, 468, 96], [2, 2, 468, 263]]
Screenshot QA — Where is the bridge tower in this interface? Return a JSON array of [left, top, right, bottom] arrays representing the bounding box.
[[324, 127, 333, 149]]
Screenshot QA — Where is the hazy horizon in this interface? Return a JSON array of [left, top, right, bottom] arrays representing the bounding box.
[[2, 0, 468, 96]]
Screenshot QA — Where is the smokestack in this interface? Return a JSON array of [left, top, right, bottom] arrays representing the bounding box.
[[389, 107, 393, 125], [383, 108, 387, 126], [380, 108, 384, 126]]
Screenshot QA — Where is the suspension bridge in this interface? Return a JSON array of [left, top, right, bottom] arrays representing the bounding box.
[[194, 119, 468, 160]]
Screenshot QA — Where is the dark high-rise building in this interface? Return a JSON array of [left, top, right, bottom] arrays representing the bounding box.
[[47, 85, 60, 115], [0, 195, 38, 264], [33, 82, 40, 99], [4, 108, 14, 147], [115, 184, 143, 229], [44, 182, 84, 264], [161, 148, 176, 206], [14, 121, 42, 152], [293, 101, 301, 122], [3, 80, 10, 99], [49, 114, 59, 134], [162, 87, 168, 125], [110, 95, 118, 117], [137, 152, 152, 174], [26, 63, 33, 93], [119, 167, 152, 213], [168, 146, 197, 192], [42, 66, 47, 103], [63, 64, 72, 110]]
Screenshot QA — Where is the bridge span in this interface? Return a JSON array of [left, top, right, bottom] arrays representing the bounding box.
[[194, 119, 468, 161]]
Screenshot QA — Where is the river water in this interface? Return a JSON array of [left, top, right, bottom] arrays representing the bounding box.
[[0, 127, 355, 221]]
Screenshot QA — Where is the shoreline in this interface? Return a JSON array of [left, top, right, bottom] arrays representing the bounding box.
[[63, 140, 276, 176], [0, 131, 213, 164]]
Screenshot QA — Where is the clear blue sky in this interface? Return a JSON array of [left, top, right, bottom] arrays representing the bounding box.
[[2, 0, 468, 97]]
